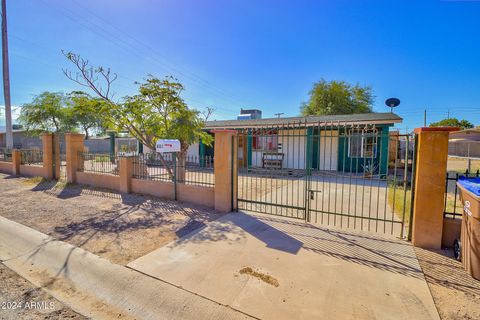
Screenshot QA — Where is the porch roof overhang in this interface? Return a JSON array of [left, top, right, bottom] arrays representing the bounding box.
[[205, 112, 402, 130]]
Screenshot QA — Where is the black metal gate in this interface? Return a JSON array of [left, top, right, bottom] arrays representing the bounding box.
[[236, 121, 416, 238]]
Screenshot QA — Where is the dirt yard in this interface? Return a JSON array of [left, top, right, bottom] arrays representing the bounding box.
[[415, 247, 480, 320], [0, 263, 86, 320], [0, 173, 220, 265], [447, 156, 480, 173]]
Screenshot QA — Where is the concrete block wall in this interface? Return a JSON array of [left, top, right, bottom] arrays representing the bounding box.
[[66, 131, 235, 212], [0, 133, 57, 180]]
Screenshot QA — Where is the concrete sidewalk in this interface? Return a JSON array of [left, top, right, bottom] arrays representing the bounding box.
[[0, 216, 251, 320], [129, 212, 440, 320]]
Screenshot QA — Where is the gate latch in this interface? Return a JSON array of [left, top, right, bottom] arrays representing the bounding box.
[[310, 190, 315, 200]]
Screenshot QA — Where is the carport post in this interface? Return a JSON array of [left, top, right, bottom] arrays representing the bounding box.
[[213, 130, 237, 213], [65, 133, 85, 184], [411, 127, 458, 249]]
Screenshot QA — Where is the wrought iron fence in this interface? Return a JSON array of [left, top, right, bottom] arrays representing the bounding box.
[[133, 153, 214, 186], [444, 169, 480, 218], [179, 155, 214, 186], [133, 153, 173, 182], [20, 149, 44, 166], [78, 152, 119, 176], [235, 121, 415, 238], [0, 148, 12, 162]]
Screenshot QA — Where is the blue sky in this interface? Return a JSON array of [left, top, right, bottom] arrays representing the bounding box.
[[2, 0, 480, 132]]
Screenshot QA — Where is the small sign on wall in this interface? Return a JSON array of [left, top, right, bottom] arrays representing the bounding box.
[[156, 139, 181, 153]]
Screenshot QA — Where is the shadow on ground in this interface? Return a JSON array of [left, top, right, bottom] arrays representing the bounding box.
[[415, 247, 480, 296], [167, 211, 425, 280]]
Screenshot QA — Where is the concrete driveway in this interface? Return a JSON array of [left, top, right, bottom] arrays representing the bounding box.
[[128, 212, 439, 320]]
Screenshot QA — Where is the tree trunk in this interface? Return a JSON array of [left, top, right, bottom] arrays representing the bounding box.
[[176, 150, 187, 183]]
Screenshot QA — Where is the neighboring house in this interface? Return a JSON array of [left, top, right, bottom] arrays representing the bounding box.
[[189, 112, 402, 173], [449, 127, 480, 158]]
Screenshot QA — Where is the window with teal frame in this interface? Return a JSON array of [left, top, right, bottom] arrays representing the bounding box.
[[348, 127, 378, 158]]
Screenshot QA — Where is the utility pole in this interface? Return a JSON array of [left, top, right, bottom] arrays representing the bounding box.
[[424, 109, 427, 127], [1, 0, 13, 149], [447, 109, 450, 119], [274, 113, 284, 118]]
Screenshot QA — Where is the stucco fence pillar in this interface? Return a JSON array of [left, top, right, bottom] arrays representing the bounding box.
[[411, 127, 459, 249], [40, 133, 56, 180], [65, 133, 85, 183], [119, 156, 134, 193], [12, 149, 21, 176], [213, 130, 238, 213]]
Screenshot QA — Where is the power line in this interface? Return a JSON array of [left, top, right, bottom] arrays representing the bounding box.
[[69, 0, 252, 109], [38, 0, 244, 113]]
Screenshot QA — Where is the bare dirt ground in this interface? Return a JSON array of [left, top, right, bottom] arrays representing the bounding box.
[[0, 173, 220, 265], [415, 247, 480, 320], [0, 263, 86, 320]]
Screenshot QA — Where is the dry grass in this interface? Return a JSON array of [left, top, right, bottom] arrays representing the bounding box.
[[387, 185, 411, 224], [23, 176, 48, 185], [22, 176, 70, 190], [444, 193, 463, 215], [239, 267, 279, 287], [447, 157, 480, 173]]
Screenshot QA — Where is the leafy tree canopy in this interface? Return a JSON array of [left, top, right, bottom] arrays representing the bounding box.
[[117, 76, 213, 153], [68, 91, 109, 139], [19, 91, 107, 137], [430, 118, 474, 130], [301, 79, 374, 116], [63, 52, 214, 179], [19, 92, 74, 135]]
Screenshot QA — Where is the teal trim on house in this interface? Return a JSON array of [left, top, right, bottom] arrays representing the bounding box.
[[199, 140, 205, 157], [205, 120, 394, 174], [379, 126, 390, 175], [337, 124, 391, 174], [306, 127, 314, 172], [199, 139, 205, 167], [108, 131, 115, 163]]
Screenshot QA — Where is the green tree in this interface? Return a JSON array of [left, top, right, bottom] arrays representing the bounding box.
[[19, 92, 75, 134], [63, 52, 213, 179], [68, 91, 108, 139], [430, 118, 474, 130], [301, 79, 374, 116]]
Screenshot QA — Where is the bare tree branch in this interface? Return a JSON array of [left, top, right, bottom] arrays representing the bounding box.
[[201, 106, 215, 122], [62, 50, 117, 103]]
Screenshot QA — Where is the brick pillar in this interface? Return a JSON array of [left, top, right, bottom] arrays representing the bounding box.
[[412, 127, 459, 249], [119, 156, 134, 193], [12, 149, 21, 176], [41, 133, 54, 180], [213, 130, 237, 213], [65, 133, 85, 183]]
